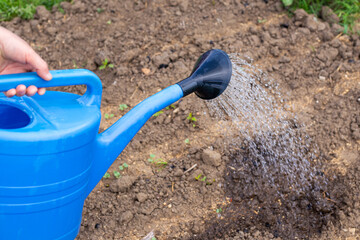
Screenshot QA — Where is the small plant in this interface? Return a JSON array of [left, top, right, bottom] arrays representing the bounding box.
[[97, 8, 104, 13], [107, 20, 112, 25], [187, 113, 197, 127], [152, 110, 163, 117], [113, 171, 121, 179], [123, 163, 129, 168], [257, 18, 267, 24], [118, 104, 128, 111], [216, 208, 222, 213], [195, 174, 215, 185], [151, 237, 157, 240], [184, 138, 190, 144], [103, 172, 111, 178], [147, 154, 168, 168], [119, 165, 124, 171], [118, 163, 128, 171], [104, 113, 114, 119], [99, 58, 114, 70], [165, 104, 176, 110]]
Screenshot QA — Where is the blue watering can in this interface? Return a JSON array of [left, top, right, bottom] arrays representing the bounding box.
[[0, 49, 231, 239]]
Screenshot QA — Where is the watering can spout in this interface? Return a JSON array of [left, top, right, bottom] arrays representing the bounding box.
[[87, 49, 232, 195]]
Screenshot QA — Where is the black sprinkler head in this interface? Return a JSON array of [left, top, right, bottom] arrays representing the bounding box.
[[177, 49, 232, 100]]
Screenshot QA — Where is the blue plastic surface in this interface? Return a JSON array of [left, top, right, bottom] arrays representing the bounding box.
[[0, 69, 184, 240]]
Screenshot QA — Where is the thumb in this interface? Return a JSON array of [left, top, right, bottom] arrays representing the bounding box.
[[26, 50, 52, 81]]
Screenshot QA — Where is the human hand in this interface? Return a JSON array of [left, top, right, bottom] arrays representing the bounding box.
[[0, 26, 52, 97]]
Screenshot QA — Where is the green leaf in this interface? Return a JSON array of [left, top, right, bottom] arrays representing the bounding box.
[[119, 104, 129, 111], [282, 0, 293, 7], [148, 159, 154, 163], [195, 174, 202, 180], [152, 111, 163, 117], [150, 154, 155, 158], [103, 172, 111, 178], [119, 165, 124, 171], [110, 114, 114, 118], [216, 208, 222, 213], [105, 113, 109, 119], [107, 20, 112, 24], [201, 176, 207, 182], [123, 163, 129, 168], [99, 65, 106, 70], [184, 138, 190, 144], [113, 171, 121, 179], [108, 63, 114, 68]]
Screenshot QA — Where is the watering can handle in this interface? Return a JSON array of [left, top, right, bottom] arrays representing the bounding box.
[[0, 69, 103, 107]]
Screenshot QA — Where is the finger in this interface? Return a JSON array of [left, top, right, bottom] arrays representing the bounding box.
[[38, 88, 46, 95], [26, 50, 52, 81], [5, 89, 16, 98], [26, 85, 38, 97], [15, 84, 26, 97]]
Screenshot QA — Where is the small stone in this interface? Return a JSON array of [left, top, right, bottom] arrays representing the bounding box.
[[72, 31, 85, 40], [179, 0, 189, 12], [319, 76, 326, 81], [71, 1, 86, 13], [279, 56, 290, 63], [173, 60, 187, 74], [305, 15, 318, 32], [116, 66, 129, 76], [60, 1, 72, 12], [152, 52, 170, 67], [122, 48, 141, 62], [331, 23, 344, 34], [173, 168, 183, 177], [46, 27, 57, 36], [94, 50, 108, 66], [202, 149, 222, 167], [349, 228, 356, 235], [321, 6, 340, 24], [141, 68, 151, 75], [36, 6, 50, 20], [294, 9, 308, 22], [120, 211, 133, 224], [136, 192, 148, 203], [250, 35, 261, 47], [109, 176, 136, 193]]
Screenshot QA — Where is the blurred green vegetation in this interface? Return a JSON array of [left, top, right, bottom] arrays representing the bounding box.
[[283, 0, 360, 33], [0, 0, 70, 21]]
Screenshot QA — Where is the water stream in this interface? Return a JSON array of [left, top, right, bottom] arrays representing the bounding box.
[[207, 54, 325, 198]]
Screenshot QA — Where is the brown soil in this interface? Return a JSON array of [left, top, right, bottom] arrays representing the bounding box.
[[1, 0, 359, 239]]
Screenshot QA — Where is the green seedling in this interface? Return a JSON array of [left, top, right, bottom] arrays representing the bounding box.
[[152, 110, 163, 117], [147, 154, 167, 168], [123, 163, 129, 168], [184, 138, 190, 144], [97, 8, 104, 13], [118, 104, 128, 111], [99, 58, 114, 70], [257, 19, 267, 24], [282, 0, 293, 7], [103, 172, 111, 178], [216, 208, 222, 213], [104, 113, 114, 119], [187, 113, 197, 127], [165, 104, 176, 110], [113, 171, 121, 179], [195, 174, 215, 185], [107, 20, 112, 25], [72, 60, 78, 69], [119, 165, 124, 171], [151, 237, 157, 240]]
